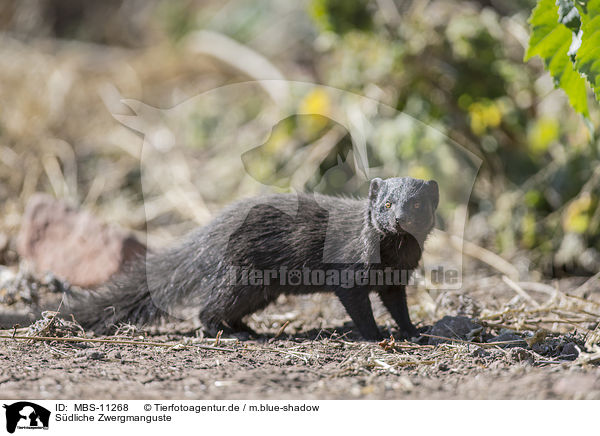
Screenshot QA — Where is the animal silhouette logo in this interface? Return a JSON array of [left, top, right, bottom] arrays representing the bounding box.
[[3, 402, 50, 433], [106, 80, 481, 295]]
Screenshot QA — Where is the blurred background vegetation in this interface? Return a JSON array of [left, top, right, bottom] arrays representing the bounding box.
[[0, 0, 598, 279]]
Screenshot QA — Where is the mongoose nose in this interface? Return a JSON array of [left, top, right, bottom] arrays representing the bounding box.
[[396, 216, 408, 229], [395, 216, 412, 230]]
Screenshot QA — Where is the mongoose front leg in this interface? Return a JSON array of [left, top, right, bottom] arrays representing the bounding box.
[[378, 285, 419, 338], [335, 288, 383, 341]]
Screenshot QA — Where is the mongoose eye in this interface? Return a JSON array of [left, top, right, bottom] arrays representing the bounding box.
[[413, 202, 421, 209], [385, 202, 392, 209]]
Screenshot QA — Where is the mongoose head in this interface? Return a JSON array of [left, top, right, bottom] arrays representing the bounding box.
[[368, 177, 439, 238]]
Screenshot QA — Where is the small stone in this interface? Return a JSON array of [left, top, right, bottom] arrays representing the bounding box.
[[559, 343, 580, 361], [437, 362, 450, 371], [428, 316, 481, 345], [471, 347, 489, 358], [87, 351, 105, 360], [488, 332, 526, 348], [509, 347, 535, 363], [530, 342, 550, 355]]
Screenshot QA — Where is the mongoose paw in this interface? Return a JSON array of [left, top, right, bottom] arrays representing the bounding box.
[[360, 331, 384, 342], [397, 325, 420, 341]]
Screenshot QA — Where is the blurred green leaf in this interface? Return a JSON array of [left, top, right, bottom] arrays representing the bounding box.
[[557, 0, 582, 32], [563, 193, 595, 233], [527, 117, 559, 153], [576, 0, 600, 99], [526, 0, 589, 117], [309, 0, 373, 34]]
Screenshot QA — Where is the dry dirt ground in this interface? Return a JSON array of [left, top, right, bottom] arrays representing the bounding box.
[[1, 273, 600, 400]]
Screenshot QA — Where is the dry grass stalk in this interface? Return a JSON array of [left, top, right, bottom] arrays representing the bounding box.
[[0, 334, 235, 352]]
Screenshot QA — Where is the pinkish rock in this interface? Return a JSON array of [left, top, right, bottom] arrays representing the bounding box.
[[17, 194, 146, 287]]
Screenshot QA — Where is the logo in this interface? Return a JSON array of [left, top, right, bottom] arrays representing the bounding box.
[[104, 80, 481, 321], [3, 402, 50, 434]]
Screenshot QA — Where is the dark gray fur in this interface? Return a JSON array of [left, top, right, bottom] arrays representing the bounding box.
[[64, 177, 439, 341]]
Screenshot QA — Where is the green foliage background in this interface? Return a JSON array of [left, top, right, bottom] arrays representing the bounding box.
[[306, 0, 600, 275], [526, 0, 600, 118], [1, 0, 599, 276]]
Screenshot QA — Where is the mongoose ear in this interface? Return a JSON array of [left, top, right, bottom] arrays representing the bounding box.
[[427, 180, 439, 210], [369, 178, 383, 201]]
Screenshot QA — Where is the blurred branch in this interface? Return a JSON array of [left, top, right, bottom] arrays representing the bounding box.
[[502, 275, 540, 307], [442, 230, 520, 280], [185, 30, 288, 104]]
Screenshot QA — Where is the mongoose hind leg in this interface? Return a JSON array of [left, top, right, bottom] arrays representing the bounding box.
[[197, 315, 256, 339], [199, 286, 271, 338], [224, 319, 258, 336]]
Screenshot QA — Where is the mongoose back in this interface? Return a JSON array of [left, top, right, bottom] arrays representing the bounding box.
[[65, 177, 439, 341]]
